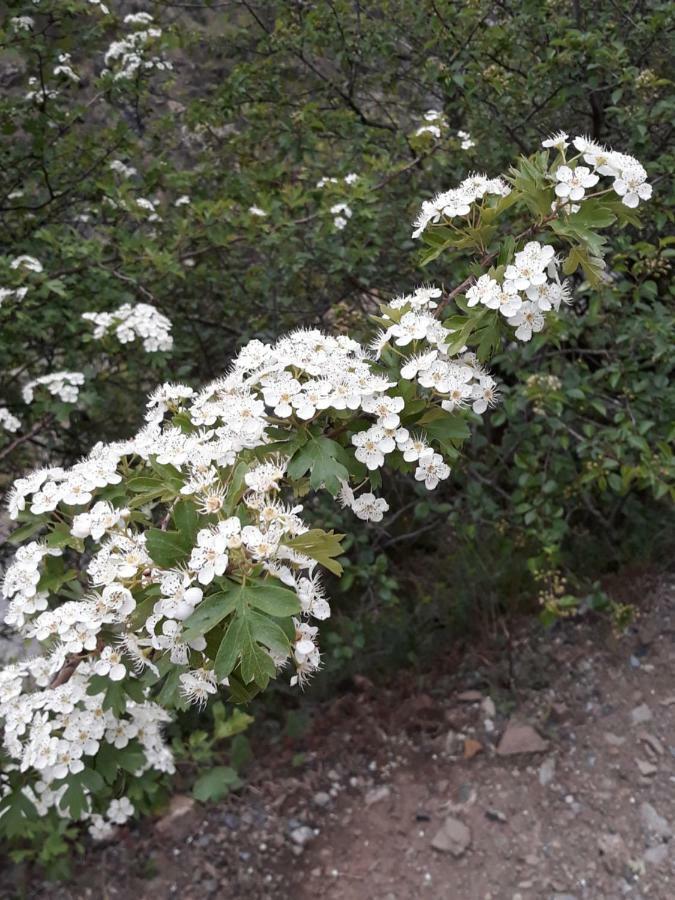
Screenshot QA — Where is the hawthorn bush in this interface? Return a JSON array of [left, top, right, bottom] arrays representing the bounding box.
[[0, 0, 673, 871], [0, 124, 661, 849]]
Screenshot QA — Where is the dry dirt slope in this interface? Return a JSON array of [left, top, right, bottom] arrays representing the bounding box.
[[10, 572, 675, 900]]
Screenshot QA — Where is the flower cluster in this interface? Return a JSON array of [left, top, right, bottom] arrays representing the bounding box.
[[0, 287, 28, 308], [544, 133, 653, 209], [22, 371, 85, 405], [83, 302, 173, 352], [102, 14, 171, 81], [330, 202, 353, 231], [412, 173, 511, 239], [413, 111, 474, 149], [0, 407, 21, 433], [465, 242, 570, 342]]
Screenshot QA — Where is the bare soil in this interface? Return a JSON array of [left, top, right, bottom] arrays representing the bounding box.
[[5, 570, 675, 900]]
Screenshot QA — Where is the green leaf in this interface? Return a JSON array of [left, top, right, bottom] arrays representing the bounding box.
[[213, 708, 254, 741], [146, 529, 190, 567], [0, 789, 39, 838], [105, 740, 147, 775], [562, 244, 606, 285], [248, 609, 292, 656], [127, 476, 165, 493], [246, 583, 301, 616], [192, 766, 241, 803], [284, 529, 346, 575], [214, 617, 245, 680], [95, 742, 120, 785], [173, 500, 199, 541], [182, 589, 239, 641], [417, 409, 470, 444], [288, 435, 350, 495]]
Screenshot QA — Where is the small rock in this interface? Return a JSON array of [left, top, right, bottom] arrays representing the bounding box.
[[313, 792, 331, 808], [550, 895, 579, 900], [463, 738, 483, 759], [639, 802, 671, 840], [444, 730, 460, 754], [365, 785, 391, 806], [455, 782, 476, 805], [481, 697, 496, 718], [290, 826, 315, 846], [430, 816, 472, 856], [604, 732, 626, 747], [630, 704, 653, 726], [598, 833, 629, 874], [636, 759, 658, 776], [155, 795, 198, 841], [638, 732, 664, 756], [539, 756, 556, 786], [485, 808, 507, 823], [457, 690, 483, 702], [643, 844, 669, 867], [497, 723, 549, 755]]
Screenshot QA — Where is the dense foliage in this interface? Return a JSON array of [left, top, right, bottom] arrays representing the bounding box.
[[0, 0, 673, 872]]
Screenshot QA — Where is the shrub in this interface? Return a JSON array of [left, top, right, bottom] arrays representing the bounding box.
[[1, 131, 656, 847]]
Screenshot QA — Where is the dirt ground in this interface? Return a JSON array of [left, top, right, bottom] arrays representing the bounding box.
[[5, 570, 675, 900]]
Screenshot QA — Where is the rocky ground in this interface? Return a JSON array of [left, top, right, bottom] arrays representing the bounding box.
[[5, 570, 675, 900]]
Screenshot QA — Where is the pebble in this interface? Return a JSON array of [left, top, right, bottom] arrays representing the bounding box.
[[630, 704, 653, 726], [539, 756, 556, 786], [638, 731, 664, 756], [497, 723, 549, 755], [643, 844, 669, 867], [290, 826, 315, 846], [365, 785, 391, 806], [597, 832, 629, 874], [481, 697, 496, 718], [639, 802, 671, 840], [313, 791, 331, 808], [430, 816, 472, 856], [635, 759, 658, 776], [485, 808, 507, 823]]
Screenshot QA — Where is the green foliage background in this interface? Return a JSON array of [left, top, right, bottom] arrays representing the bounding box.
[[0, 1, 673, 863]]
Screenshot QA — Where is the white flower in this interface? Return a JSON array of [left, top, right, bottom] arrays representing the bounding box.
[[401, 434, 433, 463], [351, 425, 391, 470], [504, 241, 556, 291], [249, 205, 268, 216], [554, 165, 599, 202], [507, 301, 546, 342], [612, 163, 652, 208], [107, 796, 134, 824], [0, 407, 21, 433], [95, 646, 127, 681], [466, 275, 502, 309], [179, 668, 218, 708], [10, 255, 43, 273], [188, 529, 229, 585], [542, 131, 569, 151], [362, 394, 405, 429], [471, 376, 499, 415], [414, 453, 451, 490], [457, 130, 475, 149], [351, 492, 389, 522]]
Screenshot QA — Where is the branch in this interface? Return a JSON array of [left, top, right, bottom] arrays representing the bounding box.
[[0, 414, 53, 462]]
